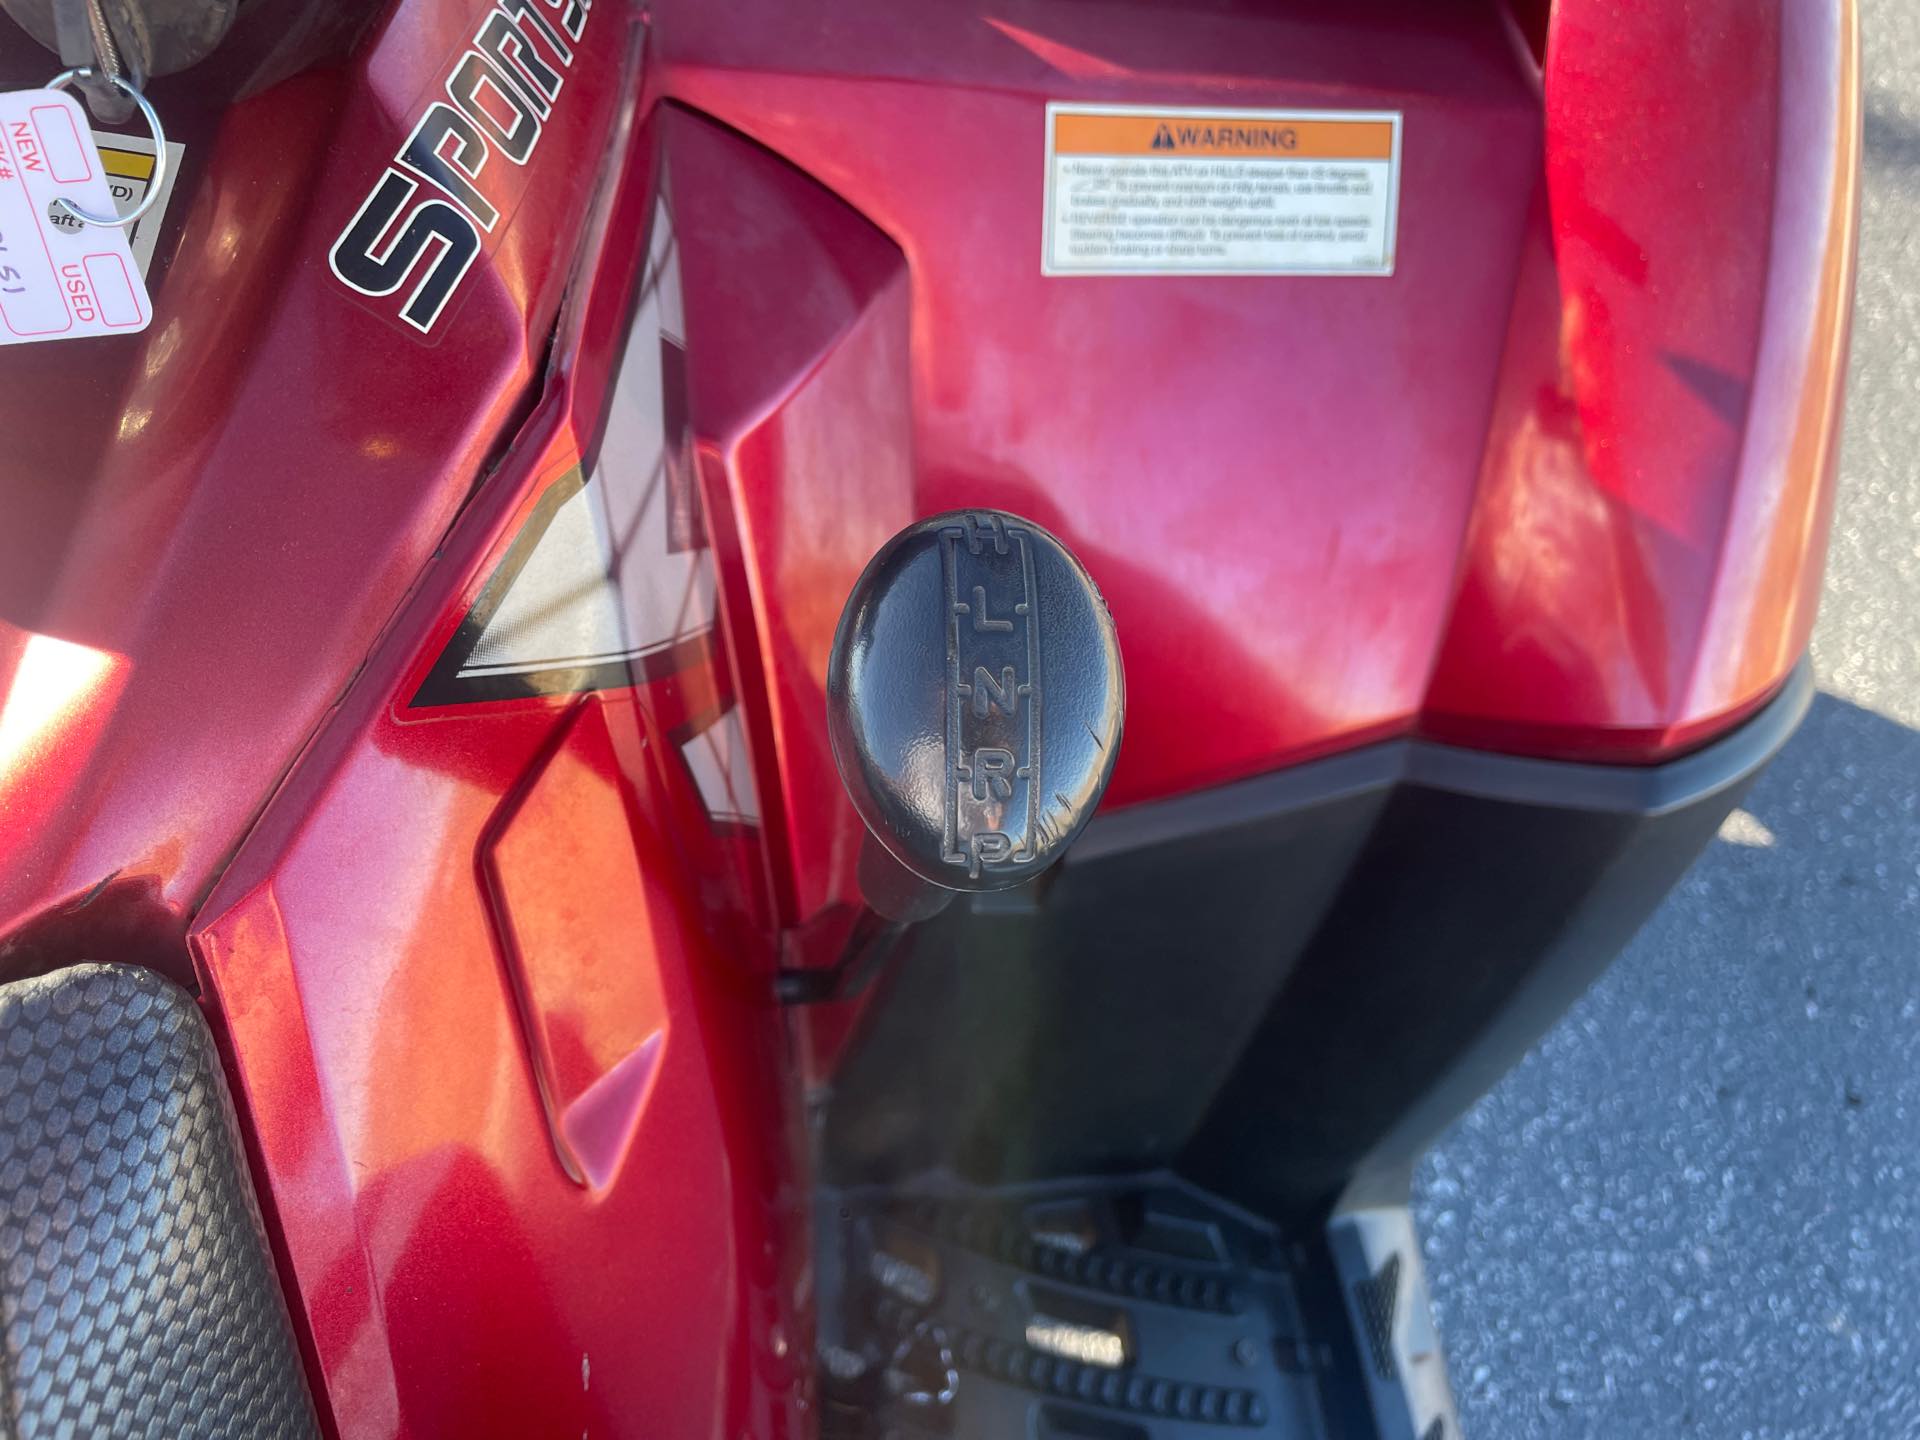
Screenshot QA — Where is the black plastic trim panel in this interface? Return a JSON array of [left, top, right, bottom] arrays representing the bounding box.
[[821, 662, 1814, 1216]]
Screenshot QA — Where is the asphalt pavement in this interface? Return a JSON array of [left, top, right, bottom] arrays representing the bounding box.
[[1415, 6, 1920, 1436]]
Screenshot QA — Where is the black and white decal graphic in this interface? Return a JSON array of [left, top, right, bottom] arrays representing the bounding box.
[[416, 201, 712, 705], [677, 704, 760, 827]]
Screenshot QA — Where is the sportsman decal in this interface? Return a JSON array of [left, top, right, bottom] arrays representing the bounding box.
[[329, 0, 593, 333]]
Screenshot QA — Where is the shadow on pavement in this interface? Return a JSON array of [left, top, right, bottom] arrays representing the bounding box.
[[1419, 689, 1920, 1439], [1865, 89, 1920, 175]]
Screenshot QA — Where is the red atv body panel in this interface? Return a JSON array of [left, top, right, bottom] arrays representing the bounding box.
[[0, 0, 1857, 1434]]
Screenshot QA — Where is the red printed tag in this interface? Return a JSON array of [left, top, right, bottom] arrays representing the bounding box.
[[0, 89, 152, 346]]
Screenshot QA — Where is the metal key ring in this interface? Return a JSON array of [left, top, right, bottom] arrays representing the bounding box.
[[43, 68, 167, 229]]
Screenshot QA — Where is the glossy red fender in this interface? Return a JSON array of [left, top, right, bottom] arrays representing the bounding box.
[[0, 0, 630, 970], [1423, 0, 1860, 756], [0, 0, 1859, 1434], [194, 109, 816, 1433], [647, 0, 1858, 942]]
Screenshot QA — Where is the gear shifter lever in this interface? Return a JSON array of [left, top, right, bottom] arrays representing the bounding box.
[[827, 510, 1123, 901]]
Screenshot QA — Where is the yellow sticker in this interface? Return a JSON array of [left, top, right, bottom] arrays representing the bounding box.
[[1042, 103, 1402, 277], [38, 128, 184, 280]]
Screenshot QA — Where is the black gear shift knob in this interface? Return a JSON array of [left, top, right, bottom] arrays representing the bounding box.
[[827, 510, 1123, 893]]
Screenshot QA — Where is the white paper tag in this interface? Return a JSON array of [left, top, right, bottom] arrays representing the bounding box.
[[48, 128, 183, 279], [0, 89, 153, 345]]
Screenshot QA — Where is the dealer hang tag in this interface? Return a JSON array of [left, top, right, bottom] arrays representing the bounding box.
[[0, 88, 152, 345]]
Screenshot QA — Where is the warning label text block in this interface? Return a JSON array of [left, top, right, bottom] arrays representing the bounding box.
[[1042, 104, 1403, 278]]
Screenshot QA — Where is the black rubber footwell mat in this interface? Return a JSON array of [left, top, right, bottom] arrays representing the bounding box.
[[0, 965, 319, 1440], [817, 1178, 1339, 1439]]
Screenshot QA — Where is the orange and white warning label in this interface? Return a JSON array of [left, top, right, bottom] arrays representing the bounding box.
[[1042, 104, 1402, 277]]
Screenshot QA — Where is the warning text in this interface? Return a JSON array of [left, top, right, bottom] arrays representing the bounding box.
[[1043, 106, 1401, 277]]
